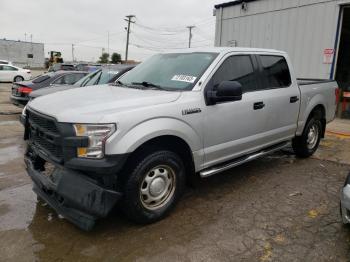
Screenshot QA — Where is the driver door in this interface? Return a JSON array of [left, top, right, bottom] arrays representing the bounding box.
[[202, 54, 268, 168]]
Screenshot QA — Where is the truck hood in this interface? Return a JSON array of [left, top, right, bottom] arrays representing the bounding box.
[[28, 85, 181, 123]]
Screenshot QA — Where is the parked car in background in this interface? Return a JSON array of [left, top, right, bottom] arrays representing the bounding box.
[[10, 70, 88, 106], [48, 63, 76, 72], [85, 64, 102, 72], [341, 172, 350, 225], [28, 65, 135, 100], [75, 63, 89, 71], [0, 59, 13, 65], [0, 64, 31, 82], [23, 48, 338, 230]]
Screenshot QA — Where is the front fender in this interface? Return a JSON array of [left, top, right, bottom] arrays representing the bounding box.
[[105, 117, 202, 155]]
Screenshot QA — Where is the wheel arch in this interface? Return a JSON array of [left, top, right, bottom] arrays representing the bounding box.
[[127, 135, 195, 177], [297, 103, 326, 137], [106, 117, 202, 176], [13, 75, 24, 82]]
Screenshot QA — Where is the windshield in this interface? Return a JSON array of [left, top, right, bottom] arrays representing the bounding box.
[[119, 52, 218, 90]]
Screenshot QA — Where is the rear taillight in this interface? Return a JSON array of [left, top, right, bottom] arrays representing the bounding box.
[[18, 86, 32, 94], [335, 88, 340, 104]]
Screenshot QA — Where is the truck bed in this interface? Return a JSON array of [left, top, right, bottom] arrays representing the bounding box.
[[297, 78, 335, 86]]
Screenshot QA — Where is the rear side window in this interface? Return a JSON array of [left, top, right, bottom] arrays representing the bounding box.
[[260, 55, 291, 88], [211, 55, 257, 92], [33, 75, 50, 83], [53, 73, 86, 85]]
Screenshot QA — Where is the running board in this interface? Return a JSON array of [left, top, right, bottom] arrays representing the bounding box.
[[199, 141, 290, 178]]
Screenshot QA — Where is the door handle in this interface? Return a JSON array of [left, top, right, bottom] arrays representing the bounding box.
[[290, 96, 299, 103], [253, 101, 265, 110]]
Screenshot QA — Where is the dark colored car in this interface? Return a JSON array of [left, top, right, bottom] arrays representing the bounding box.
[[10, 71, 88, 106], [48, 63, 76, 72], [75, 63, 102, 72], [29, 65, 135, 100]]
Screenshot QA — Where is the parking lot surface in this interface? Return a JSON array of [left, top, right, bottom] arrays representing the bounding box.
[[1, 81, 350, 261]]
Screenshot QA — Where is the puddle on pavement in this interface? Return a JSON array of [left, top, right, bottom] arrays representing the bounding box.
[[0, 184, 36, 231], [0, 144, 23, 165]]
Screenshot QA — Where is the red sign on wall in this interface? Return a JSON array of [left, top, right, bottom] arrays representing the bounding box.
[[323, 48, 335, 64]]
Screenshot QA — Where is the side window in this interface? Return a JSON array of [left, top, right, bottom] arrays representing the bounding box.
[[0, 66, 3, 70], [211, 55, 257, 92], [3, 66, 17, 71], [53, 74, 82, 85], [52, 76, 64, 85], [260, 55, 291, 88], [64, 74, 83, 84]]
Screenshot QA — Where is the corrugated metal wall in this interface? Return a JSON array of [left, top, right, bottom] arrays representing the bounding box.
[[0, 39, 45, 68], [215, 0, 349, 79]]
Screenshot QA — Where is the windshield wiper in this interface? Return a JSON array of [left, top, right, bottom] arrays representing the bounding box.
[[114, 80, 124, 86], [131, 81, 164, 90], [112, 80, 138, 89]]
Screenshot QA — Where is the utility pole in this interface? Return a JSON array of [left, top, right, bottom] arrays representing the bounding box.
[[71, 44, 75, 62], [124, 15, 135, 63], [187, 26, 195, 48]]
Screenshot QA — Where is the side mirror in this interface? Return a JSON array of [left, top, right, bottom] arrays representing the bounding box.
[[207, 81, 243, 105]]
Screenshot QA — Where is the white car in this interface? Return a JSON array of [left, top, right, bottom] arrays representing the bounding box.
[[0, 65, 31, 82], [0, 59, 13, 65]]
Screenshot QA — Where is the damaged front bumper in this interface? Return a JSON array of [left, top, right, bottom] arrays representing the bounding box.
[[25, 151, 122, 231]]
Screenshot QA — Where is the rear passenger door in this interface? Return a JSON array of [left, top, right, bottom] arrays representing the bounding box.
[[255, 55, 300, 142]]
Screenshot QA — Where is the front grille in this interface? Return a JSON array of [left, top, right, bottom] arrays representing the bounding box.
[[29, 111, 58, 133], [27, 110, 63, 161]]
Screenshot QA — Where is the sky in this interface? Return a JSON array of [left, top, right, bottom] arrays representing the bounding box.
[[0, 0, 221, 62]]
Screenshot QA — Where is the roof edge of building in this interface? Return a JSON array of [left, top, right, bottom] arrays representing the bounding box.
[[214, 0, 259, 9]]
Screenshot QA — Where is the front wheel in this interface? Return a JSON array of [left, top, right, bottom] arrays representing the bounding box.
[[292, 117, 322, 158], [121, 150, 186, 224]]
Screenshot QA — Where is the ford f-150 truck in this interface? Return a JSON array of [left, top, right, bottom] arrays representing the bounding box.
[[23, 48, 338, 230]]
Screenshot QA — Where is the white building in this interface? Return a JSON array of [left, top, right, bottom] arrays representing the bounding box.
[[214, 0, 350, 89], [0, 39, 45, 68]]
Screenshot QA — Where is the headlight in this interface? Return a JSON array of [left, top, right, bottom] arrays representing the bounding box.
[[73, 124, 116, 159]]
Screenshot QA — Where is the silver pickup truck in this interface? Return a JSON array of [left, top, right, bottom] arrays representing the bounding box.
[[23, 48, 338, 230]]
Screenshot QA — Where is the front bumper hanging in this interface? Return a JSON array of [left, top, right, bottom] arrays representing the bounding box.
[[25, 151, 122, 231]]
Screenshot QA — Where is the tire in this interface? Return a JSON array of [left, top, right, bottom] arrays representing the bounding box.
[[14, 76, 24, 82], [121, 150, 186, 224], [292, 117, 322, 158]]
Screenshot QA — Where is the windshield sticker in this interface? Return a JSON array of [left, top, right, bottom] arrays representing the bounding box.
[[171, 75, 197, 83]]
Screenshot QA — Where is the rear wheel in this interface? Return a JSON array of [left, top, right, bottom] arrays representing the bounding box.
[[121, 150, 186, 224], [14, 76, 24, 82], [292, 117, 322, 158]]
